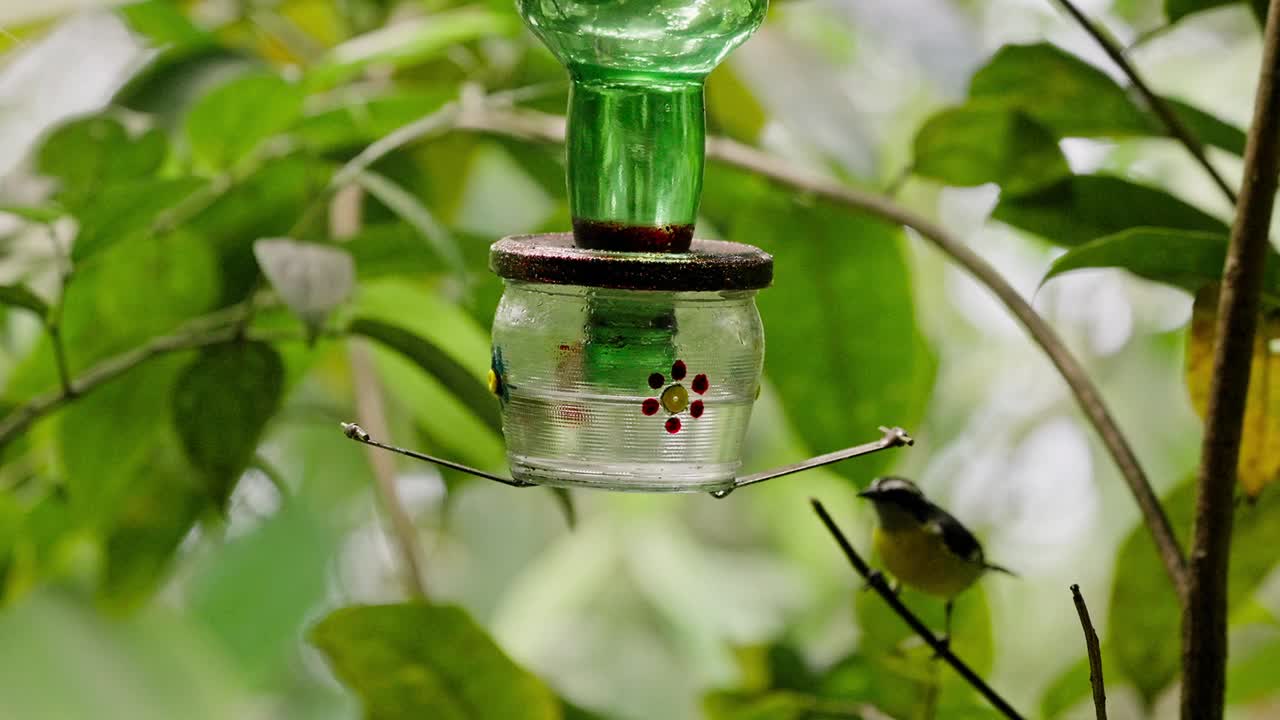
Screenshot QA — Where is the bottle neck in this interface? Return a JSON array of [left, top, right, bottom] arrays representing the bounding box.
[[566, 67, 705, 253]]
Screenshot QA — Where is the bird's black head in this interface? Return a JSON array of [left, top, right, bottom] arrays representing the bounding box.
[[858, 476, 931, 521]]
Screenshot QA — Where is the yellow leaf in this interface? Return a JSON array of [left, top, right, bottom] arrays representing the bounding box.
[[1185, 285, 1280, 497]]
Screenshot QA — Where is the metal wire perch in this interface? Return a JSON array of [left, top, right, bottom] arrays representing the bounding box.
[[340, 422, 913, 497]]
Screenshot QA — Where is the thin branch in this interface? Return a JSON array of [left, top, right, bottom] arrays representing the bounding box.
[[348, 343, 432, 600], [1125, 22, 1175, 53], [331, 102, 461, 188], [453, 106, 1189, 598], [1070, 584, 1107, 720], [1182, 1, 1280, 716], [47, 323, 73, 397], [335, 188, 431, 601], [43, 222, 74, 397], [0, 320, 305, 447], [1048, 0, 1238, 206], [811, 499, 1026, 720]]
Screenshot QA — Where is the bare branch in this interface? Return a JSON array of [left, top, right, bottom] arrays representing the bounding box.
[[0, 319, 304, 447], [1071, 584, 1107, 720], [47, 322, 73, 398], [1048, 0, 1237, 206], [1182, 1, 1280, 716], [334, 186, 432, 601], [453, 105, 1189, 597], [811, 499, 1026, 720]]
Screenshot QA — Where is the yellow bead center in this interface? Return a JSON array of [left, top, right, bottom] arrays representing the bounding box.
[[660, 384, 689, 414]]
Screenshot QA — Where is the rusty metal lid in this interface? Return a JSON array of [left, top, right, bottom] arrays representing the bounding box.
[[490, 233, 773, 292]]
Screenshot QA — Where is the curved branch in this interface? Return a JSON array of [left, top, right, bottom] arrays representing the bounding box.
[[1049, 0, 1238, 206], [811, 499, 1026, 720], [0, 321, 304, 448], [453, 106, 1189, 598]]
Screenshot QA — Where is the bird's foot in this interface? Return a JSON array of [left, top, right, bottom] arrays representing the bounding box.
[[863, 570, 886, 592], [862, 571, 901, 596], [931, 634, 950, 659]]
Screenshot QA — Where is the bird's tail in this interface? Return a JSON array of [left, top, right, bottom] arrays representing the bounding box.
[[985, 562, 1017, 577]]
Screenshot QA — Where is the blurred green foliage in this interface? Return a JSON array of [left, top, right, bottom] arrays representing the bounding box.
[[0, 0, 1278, 719]]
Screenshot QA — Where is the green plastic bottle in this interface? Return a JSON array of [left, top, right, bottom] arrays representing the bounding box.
[[518, 0, 767, 251]]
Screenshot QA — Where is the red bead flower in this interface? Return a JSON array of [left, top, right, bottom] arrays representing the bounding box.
[[641, 359, 709, 434]]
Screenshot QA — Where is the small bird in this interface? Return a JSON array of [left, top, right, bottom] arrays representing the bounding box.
[[858, 476, 1014, 642]]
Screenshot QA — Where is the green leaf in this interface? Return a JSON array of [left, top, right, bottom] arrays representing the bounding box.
[[1167, 0, 1268, 25], [817, 651, 938, 720], [706, 63, 768, 144], [172, 342, 286, 505], [295, 92, 456, 154], [701, 166, 934, 484], [116, 49, 256, 132], [253, 238, 355, 337], [185, 73, 304, 170], [913, 105, 1070, 195], [306, 8, 519, 88], [1226, 626, 1280, 704], [346, 223, 440, 278], [353, 170, 467, 282], [1039, 656, 1092, 719], [703, 691, 807, 720], [1, 492, 73, 602], [855, 583, 994, 676], [964, 43, 1246, 154], [0, 204, 64, 223], [993, 174, 1229, 246], [3, 231, 220, 405], [56, 354, 212, 608], [0, 284, 49, 318], [353, 280, 504, 470], [71, 177, 207, 262], [119, 0, 214, 50], [190, 154, 332, 302], [0, 493, 21, 597], [1167, 98, 1247, 155], [348, 317, 501, 434], [1039, 228, 1280, 302], [309, 603, 561, 720], [37, 116, 167, 208], [1108, 479, 1193, 703], [188, 498, 338, 684], [969, 43, 1150, 138], [1108, 477, 1280, 702], [1039, 648, 1121, 719], [561, 700, 609, 720], [100, 453, 207, 608]]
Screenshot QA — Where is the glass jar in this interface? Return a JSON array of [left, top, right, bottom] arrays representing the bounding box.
[[489, 234, 771, 491]]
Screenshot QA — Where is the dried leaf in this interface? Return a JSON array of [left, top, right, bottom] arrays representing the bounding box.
[[253, 238, 354, 337], [1186, 285, 1280, 497]]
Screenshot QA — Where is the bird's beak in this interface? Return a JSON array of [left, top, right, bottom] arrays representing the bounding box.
[[857, 488, 876, 499]]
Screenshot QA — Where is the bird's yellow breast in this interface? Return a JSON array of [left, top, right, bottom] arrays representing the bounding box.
[[872, 525, 984, 598]]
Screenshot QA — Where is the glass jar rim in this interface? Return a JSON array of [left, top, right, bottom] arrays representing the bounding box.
[[490, 233, 773, 292]]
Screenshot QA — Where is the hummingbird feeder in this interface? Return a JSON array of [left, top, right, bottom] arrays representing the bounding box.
[[343, 0, 913, 495]]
